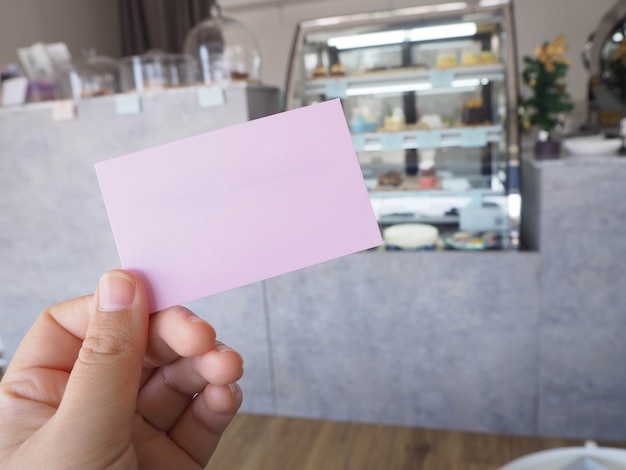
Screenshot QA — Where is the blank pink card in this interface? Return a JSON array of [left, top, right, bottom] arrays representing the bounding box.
[[96, 99, 382, 312]]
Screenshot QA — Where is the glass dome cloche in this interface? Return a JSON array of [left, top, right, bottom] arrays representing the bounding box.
[[183, 3, 262, 85], [63, 49, 120, 100]]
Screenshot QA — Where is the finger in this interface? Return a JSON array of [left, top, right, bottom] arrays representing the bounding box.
[[168, 382, 243, 466], [132, 415, 201, 470], [140, 307, 217, 388], [54, 270, 149, 455], [191, 342, 244, 386], [137, 342, 243, 431], [144, 306, 216, 369]]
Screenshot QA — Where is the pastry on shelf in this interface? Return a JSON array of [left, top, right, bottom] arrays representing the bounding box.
[[312, 48, 328, 78], [329, 62, 346, 77], [436, 53, 457, 68], [377, 170, 404, 188], [350, 107, 377, 133], [418, 150, 437, 189], [461, 52, 481, 66], [417, 114, 444, 130], [383, 223, 439, 251], [312, 63, 327, 78], [418, 162, 437, 189], [383, 107, 406, 131], [461, 97, 489, 125], [479, 51, 499, 64], [445, 231, 501, 250]]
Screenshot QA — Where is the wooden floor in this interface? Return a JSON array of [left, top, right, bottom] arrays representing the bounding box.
[[206, 414, 626, 470]]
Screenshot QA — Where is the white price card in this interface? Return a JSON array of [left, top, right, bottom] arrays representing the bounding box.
[[429, 69, 455, 88], [197, 85, 225, 108], [352, 135, 366, 152], [460, 127, 488, 148], [325, 79, 348, 99], [380, 132, 405, 151], [115, 94, 142, 115], [1, 77, 28, 107], [416, 130, 442, 149], [52, 100, 76, 121]]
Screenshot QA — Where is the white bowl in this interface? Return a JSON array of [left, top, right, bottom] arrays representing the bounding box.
[[563, 135, 622, 155], [499, 443, 626, 470]]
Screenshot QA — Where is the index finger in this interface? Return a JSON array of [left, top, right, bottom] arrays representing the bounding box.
[[141, 306, 217, 384]]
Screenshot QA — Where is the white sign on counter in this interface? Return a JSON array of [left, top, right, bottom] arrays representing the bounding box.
[[1, 77, 28, 107]]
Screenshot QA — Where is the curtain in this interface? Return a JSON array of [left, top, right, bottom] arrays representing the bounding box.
[[118, 0, 218, 55]]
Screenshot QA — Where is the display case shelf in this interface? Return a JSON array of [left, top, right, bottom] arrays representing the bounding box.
[[305, 64, 505, 98], [352, 125, 502, 152]]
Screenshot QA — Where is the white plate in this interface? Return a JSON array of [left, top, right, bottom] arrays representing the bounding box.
[[563, 135, 622, 155], [499, 443, 626, 470]]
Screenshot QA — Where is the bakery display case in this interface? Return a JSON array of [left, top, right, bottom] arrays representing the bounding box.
[[285, 0, 520, 250]]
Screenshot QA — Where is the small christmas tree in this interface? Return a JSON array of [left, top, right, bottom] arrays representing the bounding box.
[[521, 34, 574, 139]]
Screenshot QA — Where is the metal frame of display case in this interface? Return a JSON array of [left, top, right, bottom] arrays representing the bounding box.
[[284, 0, 521, 249]]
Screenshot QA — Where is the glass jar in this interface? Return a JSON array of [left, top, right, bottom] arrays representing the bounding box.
[[183, 5, 261, 85], [119, 51, 196, 92]]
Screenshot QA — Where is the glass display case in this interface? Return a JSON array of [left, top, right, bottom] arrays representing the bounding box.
[[285, 0, 521, 250], [584, 0, 626, 131]]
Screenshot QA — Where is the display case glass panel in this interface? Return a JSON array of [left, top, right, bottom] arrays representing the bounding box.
[[285, 0, 520, 251]]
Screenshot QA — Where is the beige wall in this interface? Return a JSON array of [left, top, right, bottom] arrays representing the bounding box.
[[0, 0, 619, 112], [0, 0, 121, 65]]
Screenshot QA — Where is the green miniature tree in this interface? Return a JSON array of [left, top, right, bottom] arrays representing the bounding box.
[[520, 34, 574, 138]]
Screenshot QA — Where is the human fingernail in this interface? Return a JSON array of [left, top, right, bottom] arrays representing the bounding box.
[[188, 315, 208, 325], [228, 383, 241, 397], [98, 272, 136, 312], [215, 341, 230, 352]]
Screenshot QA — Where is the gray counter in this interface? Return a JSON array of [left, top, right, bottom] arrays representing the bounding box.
[[1, 92, 625, 441]]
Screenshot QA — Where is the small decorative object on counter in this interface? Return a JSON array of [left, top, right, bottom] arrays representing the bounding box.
[[184, 2, 261, 85], [0, 63, 20, 83], [521, 34, 574, 159]]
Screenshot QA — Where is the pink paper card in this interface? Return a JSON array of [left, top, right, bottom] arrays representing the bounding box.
[[95, 99, 382, 312]]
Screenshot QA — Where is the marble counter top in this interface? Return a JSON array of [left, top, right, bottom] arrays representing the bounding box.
[[530, 152, 626, 167]]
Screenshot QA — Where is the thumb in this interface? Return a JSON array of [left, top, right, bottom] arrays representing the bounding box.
[[56, 270, 149, 451]]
